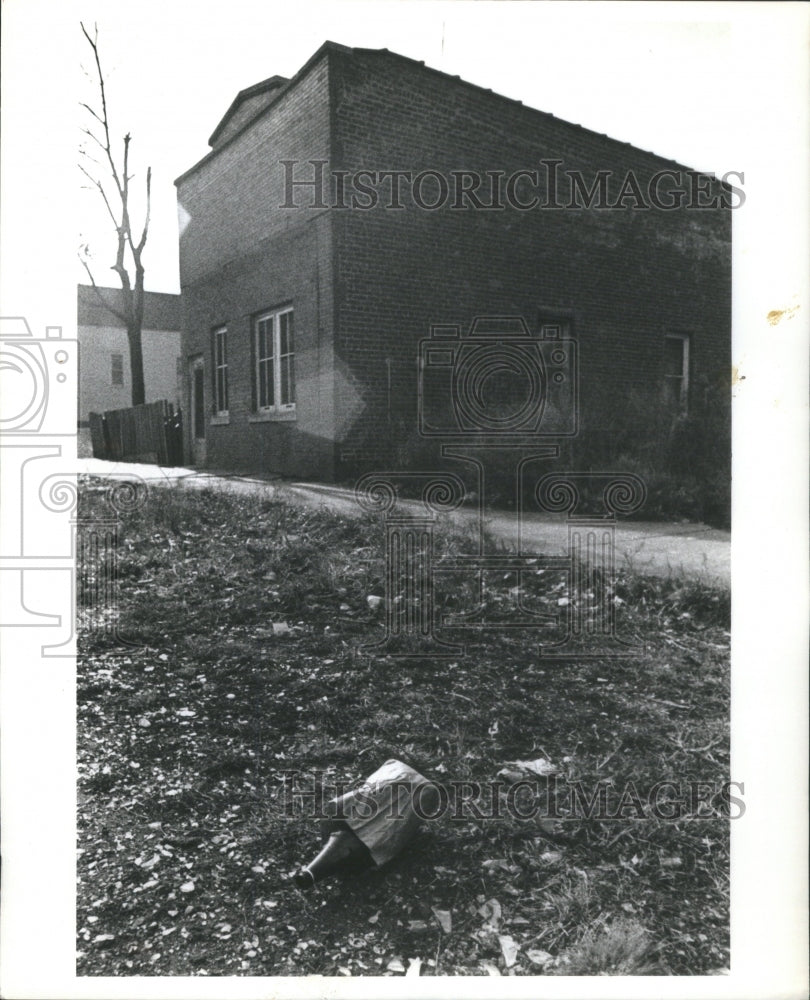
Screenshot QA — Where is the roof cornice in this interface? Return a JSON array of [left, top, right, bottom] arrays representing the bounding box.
[[176, 39, 717, 188], [175, 41, 353, 187], [208, 75, 289, 148]]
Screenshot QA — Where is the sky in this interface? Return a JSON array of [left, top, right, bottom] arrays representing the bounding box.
[[0, 0, 776, 297], [1, 0, 806, 309]]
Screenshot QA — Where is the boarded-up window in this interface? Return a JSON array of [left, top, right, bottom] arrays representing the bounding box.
[[664, 334, 690, 409]]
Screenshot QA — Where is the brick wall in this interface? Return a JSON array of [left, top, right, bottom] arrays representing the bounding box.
[[176, 44, 730, 484], [327, 48, 731, 478], [177, 53, 337, 478]]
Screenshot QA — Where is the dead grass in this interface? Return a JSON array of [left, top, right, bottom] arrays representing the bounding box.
[[558, 917, 655, 975], [76, 476, 730, 977]]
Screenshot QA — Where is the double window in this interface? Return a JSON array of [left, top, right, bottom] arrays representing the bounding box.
[[664, 333, 690, 410], [254, 307, 295, 413], [212, 326, 229, 414]]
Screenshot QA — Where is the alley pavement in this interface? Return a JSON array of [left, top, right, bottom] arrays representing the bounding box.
[[75, 459, 730, 585]]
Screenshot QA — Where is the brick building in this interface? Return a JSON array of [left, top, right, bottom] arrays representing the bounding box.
[[175, 41, 731, 495]]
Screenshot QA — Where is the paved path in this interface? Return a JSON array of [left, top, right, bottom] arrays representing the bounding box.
[[75, 459, 730, 585]]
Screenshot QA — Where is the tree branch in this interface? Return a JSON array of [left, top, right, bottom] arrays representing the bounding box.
[[78, 162, 120, 232], [80, 22, 151, 407], [136, 166, 152, 255], [79, 126, 107, 155], [78, 255, 130, 325], [121, 134, 137, 260], [80, 22, 127, 211], [79, 102, 105, 127]]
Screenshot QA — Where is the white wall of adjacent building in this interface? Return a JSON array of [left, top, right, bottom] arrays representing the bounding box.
[[78, 324, 182, 423]]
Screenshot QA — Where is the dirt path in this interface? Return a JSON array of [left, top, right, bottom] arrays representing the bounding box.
[[75, 460, 730, 585]]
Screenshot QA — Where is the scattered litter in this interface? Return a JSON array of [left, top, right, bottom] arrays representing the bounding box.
[[478, 898, 502, 928], [526, 948, 553, 967], [499, 934, 519, 968], [483, 858, 520, 875], [405, 957, 422, 977], [503, 758, 558, 777]]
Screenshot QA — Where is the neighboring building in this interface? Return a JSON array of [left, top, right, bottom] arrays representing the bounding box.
[[77, 284, 183, 451], [175, 41, 731, 485]]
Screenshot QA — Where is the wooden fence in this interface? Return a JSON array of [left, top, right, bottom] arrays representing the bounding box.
[[89, 400, 183, 466]]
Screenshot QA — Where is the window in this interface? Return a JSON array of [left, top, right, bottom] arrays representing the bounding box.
[[212, 326, 229, 414], [111, 352, 124, 386], [254, 307, 295, 413], [664, 333, 690, 409]]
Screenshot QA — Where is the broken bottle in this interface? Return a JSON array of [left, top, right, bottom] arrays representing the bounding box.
[[293, 758, 441, 888]]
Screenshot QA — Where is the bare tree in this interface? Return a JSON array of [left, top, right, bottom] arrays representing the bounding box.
[[79, 22, 151, 407]]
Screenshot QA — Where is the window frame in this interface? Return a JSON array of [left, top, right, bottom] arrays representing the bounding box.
[[664, 332, 691, 410], [212, 325, 229, 416], [111, 352, 124, 386], [253, 306, 296, 417]]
